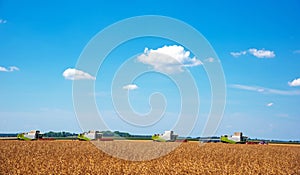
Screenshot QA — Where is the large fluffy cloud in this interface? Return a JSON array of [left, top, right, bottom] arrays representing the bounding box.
[[62, 68, 96, 80], [0, 66, 19, 72], [123, 84, 138, 90], [230, 48, 275, 58], [137, 45, 202, 74], [288, 78, 300, 87]]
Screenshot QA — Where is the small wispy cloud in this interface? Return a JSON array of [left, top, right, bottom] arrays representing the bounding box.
[[230, 51, 247, 57], [123, 84, 138, 90], [288, 78, 300, 87], [0, 66, 19, 72], [204, 57, 218, 63], [0, 19, 7, 24], [137, 45, 202, 74], [230, 48, 275, 58], [248, 48, 275, 58], [266, 102, 274, 107], [293, 50, 300, 54], [62, 68, 96, 80], [230, 84, 300, 95], [276, 113, 289, 118]]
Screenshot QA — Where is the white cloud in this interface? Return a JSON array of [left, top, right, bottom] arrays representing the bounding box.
[[204, 57, 217, 63], [230, 51, 247, 57], [288, 78, 300, 87], [0, 67, 6, 72], [137, 45, 202, 74], [230, 48, 275, 58], [293, 50, 300, 54], [230, 84, 262, 92], [276, 113, 289, 118], [62, 68, 96, 80], [123, 84, 138, 90], [0, 19, 7, 24], [9, 66, 19, 71], [230, 84, 300, 95], [248, 48, 275, 58], [0, 66, 19, 72], [266, 102, 274, 107], [90, 92, 108, 97]]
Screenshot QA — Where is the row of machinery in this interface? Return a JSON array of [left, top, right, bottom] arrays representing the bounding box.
[[16, 130, 265, 144]]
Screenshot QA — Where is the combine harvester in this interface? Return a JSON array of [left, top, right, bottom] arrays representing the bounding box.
[[17, 130, 43, 140], [78, 130, 113, 141], [220, 132, 268, 145], [220, 132, 247, 144], [152, 131, 179, 142]]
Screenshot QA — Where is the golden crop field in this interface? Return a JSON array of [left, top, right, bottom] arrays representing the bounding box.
[[0, 140, 299, 175]]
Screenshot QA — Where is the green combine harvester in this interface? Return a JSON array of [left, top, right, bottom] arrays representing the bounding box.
[[78, 130, 103, 141], [220, 132, 247, 144], [152, 131, 178, 142], [17, 130, 42, 140]]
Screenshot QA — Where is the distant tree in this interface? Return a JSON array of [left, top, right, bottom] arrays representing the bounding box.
[[43, 131, 77, 137]]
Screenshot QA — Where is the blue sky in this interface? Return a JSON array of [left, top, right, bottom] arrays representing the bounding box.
[[1, 1, 300, 140]]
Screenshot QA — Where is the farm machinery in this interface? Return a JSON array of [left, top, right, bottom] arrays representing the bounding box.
[[17, 130, 43, 140], [77, 130, 110, 141], [152, 131, 178, 142], [220, 132, 268, 144], [220, 132, 247, 144], [78, 130, 102, 141]]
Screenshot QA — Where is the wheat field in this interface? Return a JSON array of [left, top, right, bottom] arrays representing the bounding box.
[[0, 140, 299, 174]]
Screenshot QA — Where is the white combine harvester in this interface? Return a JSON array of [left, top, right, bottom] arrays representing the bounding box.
[[17, 130, 42, 140], [78, 130, 103, 141], [220, 132, 247, 144], [152, 131, 178, 142]]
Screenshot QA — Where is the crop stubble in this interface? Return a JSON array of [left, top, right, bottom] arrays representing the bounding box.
[[0, 140, 299, 174]]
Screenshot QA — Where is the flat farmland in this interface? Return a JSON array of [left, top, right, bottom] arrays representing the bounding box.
[[0, 140, 299, 174]]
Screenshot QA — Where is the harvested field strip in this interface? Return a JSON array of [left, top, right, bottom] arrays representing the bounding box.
[[0, 140, 299, 174]]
